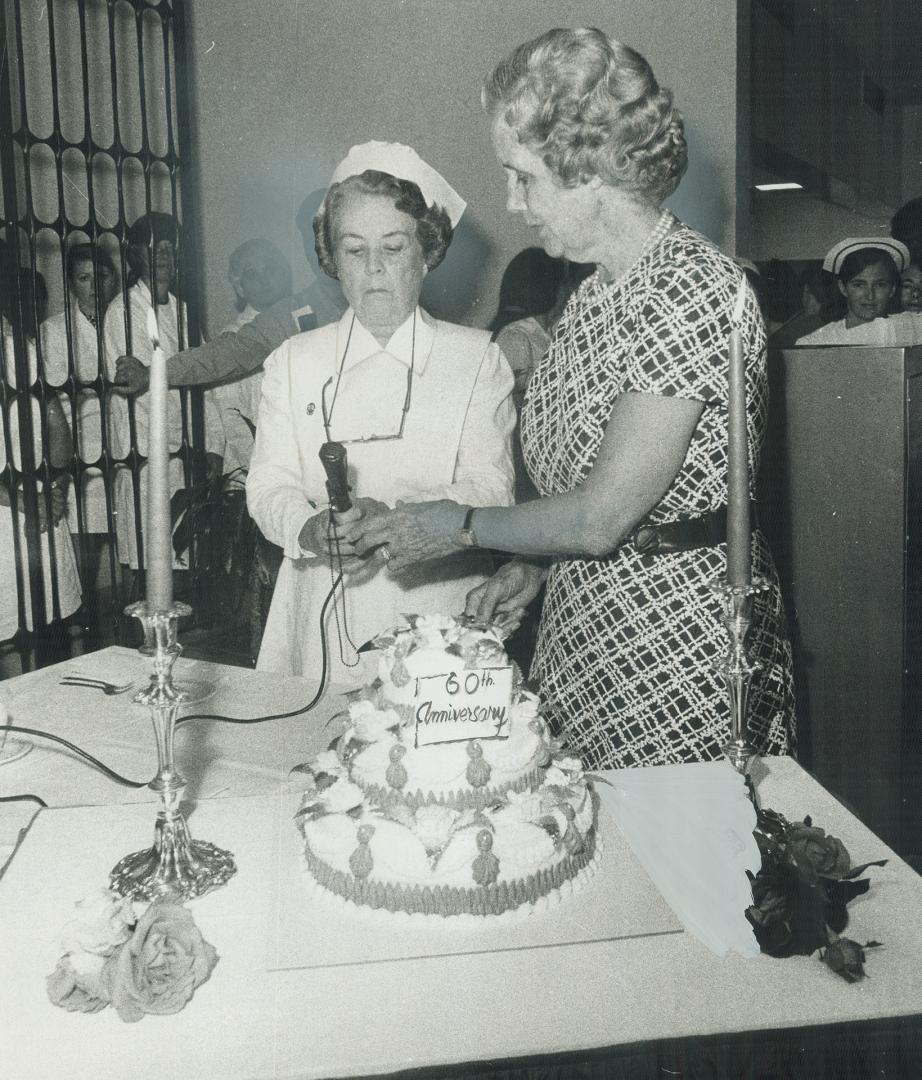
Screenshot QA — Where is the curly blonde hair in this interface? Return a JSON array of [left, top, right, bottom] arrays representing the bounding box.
[[483, 27, 687, 204]]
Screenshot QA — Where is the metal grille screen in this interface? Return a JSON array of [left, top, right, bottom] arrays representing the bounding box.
[[0, 0, 203, 659]]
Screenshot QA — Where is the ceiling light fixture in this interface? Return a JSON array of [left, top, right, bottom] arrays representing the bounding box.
[[754, 182, 804, 191]]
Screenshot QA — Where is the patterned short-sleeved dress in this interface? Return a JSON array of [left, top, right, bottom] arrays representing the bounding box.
[[521, 222, 795, 770]]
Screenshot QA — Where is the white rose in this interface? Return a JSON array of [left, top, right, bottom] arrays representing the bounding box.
[[506, 789, 544, 823], [67, 949, 107, 978], [415, 614, 461, 649], [59, 889, 135, 957], [349, 702, 401, 742], [512, 692, 540, 721], [311, 750, 344, 777], [321, 777, 365, 814], [416, 614, 458, 635], [543, 766, 570, 788], [554, 756, 584, 779], [413, 805, 460, 852]]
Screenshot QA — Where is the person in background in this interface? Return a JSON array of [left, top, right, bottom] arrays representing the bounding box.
[[899, 259, 922, 315], [206, 238, 293, 477], [247, 141, 515, 682], [346, 28, 794, 770], [0, 266, 81, 643], [891, 197, 922, 263], [113, 200, 344, 395], [202, 238, 293, 656], [769, 262, 838, 349], [492, 249, 591, 413], [103, 212, 223, 594], [797, 237, 922, 346], [40, 243, 118, 594]]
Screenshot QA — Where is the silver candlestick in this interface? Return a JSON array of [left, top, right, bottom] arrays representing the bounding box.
[[710, 576, 770, 775], [109, 600, 237, 901]]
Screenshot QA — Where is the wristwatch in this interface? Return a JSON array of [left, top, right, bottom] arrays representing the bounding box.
[[457, 506, 480, 548]]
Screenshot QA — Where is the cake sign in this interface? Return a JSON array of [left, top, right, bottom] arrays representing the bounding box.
[[414, 666, 514, 747]]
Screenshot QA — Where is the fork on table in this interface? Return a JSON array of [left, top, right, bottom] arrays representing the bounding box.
[[59, 676, 135, 696]]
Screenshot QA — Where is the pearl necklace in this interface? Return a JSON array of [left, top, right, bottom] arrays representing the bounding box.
[[589, 207, 675, 292], [637, 207, 674, 264]]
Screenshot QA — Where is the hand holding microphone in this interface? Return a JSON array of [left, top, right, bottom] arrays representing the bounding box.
[[319, 441, 361, 525], [297, 442, 389, 568]]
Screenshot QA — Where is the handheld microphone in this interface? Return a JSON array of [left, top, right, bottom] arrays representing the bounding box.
[[319, 440, 354, 518]]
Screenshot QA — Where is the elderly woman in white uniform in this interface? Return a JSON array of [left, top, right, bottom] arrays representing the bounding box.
[[247, 143, 515, 682]]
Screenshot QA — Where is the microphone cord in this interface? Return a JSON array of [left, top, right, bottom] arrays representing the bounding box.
[[1, 570, 347, 793]]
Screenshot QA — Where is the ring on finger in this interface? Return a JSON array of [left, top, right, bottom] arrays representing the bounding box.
[[379, 544, 391, 563]]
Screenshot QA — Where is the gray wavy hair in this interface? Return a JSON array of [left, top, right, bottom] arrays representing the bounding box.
[[483, 27, 687, 204]]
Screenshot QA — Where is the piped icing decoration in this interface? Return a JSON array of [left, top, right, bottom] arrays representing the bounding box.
[[337, 734, 363, 765], [530, 719, 553, 766], [560, 802, 584, 855], [385, 744, 408, 790], [349, 824, 375, 879], [472, 828, 500, 886], [465, 740, 492, 788]]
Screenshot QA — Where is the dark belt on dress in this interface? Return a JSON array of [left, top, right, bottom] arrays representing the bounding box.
[[627, 504, 758, 558]]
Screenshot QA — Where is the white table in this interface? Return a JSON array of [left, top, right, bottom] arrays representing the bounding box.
[[0, 647, 347, 864], [1, 654, 921, 1079]]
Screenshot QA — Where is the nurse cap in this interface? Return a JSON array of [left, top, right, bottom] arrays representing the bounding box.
[[822, 237, 910, 276], [328, 141, 466, 228]]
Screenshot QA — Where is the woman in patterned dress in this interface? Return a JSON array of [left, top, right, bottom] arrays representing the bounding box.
[[347, 27, 795, 770]]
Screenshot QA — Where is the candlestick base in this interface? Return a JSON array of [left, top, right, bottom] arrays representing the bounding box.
[[110, 810, 238, 903], [109, 600, 236, 902], [710, 577, 770, 775]]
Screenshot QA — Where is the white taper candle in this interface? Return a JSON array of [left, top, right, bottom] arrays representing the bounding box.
[[145, 306, 173, 609], [726, 279, 751, 587]]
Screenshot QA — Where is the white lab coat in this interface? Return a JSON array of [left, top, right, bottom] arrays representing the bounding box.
[[247, 307, 515, 685], [0, 332, 81, 637], [41, 306, 109, 533]]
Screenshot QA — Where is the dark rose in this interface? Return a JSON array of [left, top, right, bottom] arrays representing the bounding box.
[[746, 861, 828, 958], [786, 823, 850, 883], [46, 955, 109, 1014], [747, 867, 796, 956], [822, 936, 867, 982], [104, 902, 218, 1023]]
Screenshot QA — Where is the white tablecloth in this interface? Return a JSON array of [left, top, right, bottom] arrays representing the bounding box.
[[0, 647, 347, 864], [2, 741, 922, 1079]]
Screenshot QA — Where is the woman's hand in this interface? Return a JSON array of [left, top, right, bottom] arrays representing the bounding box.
[[344, 499, 466, 572], [114, 355, 150, 395], [298, 497, 389, 571], [464, 559, 548, 631]]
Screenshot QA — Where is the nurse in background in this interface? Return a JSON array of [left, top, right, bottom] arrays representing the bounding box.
[[104, 212, 223, 594], [797, 237, 922, 346], [899, 259, 922, 315], [41, 243, 118, 592], [1, 266, 81, 645], [206, 238, 293, 477]]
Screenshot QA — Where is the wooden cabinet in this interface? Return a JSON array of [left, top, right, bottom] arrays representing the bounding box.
[[764, 345, 922, 851]]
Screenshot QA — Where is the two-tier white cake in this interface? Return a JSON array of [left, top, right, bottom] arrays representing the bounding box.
[[294, 615, 599, 918]]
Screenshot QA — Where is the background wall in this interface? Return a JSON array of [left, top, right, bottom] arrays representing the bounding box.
[[185, 0, 742, 335], [748, 0, 922, 262]]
